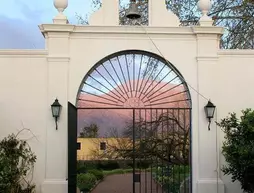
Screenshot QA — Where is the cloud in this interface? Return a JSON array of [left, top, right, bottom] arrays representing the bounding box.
[[0, 0, 93, 49], [0, 16, 45, 49]]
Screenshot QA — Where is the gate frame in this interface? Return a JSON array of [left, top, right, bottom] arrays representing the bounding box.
[[68, 106, 192, 193]]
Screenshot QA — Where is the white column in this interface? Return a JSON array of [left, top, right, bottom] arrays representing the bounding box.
[[193, 26, 225, 193], [40, 24, 74, 193]]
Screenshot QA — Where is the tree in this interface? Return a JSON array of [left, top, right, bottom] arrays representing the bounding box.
[[77, 0, 254, 49], [79, 123, 99, 138], [90, 110, 190, 165], [217, 109, 254, 193]]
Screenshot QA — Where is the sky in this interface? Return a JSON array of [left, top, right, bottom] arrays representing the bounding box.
[[0, 0, 94, 49]]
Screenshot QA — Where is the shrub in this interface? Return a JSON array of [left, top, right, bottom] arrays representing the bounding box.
[[88, 169, 104, 180], [137, 160, 151, 169], [77, 173, 97, 192], [97, 160, 120, 170], [217, 109, 254, 193], [0, 131, 37, 193]]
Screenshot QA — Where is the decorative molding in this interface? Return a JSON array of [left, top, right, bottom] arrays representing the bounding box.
[[39, 24, 226, 38], [196, 56, 219, 61], [192, 26, 224, 35], [218, 50, 254, 57], [47, 55, 70, 62], [0, 50, 48, 58], [70, 33, 196, 40], [39, 24, 75, 37]]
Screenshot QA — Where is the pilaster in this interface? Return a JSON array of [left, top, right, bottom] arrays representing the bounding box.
[[193, 26, 225, 193], [40, 24, 73, 193]]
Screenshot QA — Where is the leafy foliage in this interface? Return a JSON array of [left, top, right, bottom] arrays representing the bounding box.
[[217, 109, 254, 193], [0, 132, 37, 193], [79, 123, 99, 138], [87, 169, 104, 180], [77, 173, 97, 192]]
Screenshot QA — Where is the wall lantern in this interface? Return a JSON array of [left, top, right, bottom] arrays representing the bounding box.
[[204, 100, 216, 131], [51, 98, 62, 130]]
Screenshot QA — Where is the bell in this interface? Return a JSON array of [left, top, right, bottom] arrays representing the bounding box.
[[126, 1, 141, 20]]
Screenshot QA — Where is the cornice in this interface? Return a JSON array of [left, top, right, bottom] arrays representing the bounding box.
[[192, 26, 224, 35], [39, 24, 224, 35]]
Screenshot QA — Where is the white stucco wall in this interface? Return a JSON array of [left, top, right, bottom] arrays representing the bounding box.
[[0, 24, 254, 193], [0, 50, 48, 193]]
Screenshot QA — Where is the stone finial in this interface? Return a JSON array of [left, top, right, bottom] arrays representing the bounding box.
[[149, 0, 180, 27], [53, 0, 68, 24], [198, 0, 213, 26], [89, 0, 119, 26]]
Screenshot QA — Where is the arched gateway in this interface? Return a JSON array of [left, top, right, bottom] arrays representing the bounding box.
[[68, 50, 192, 193]]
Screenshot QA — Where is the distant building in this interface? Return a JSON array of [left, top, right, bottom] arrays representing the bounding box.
[[77, 137, 132, 160]]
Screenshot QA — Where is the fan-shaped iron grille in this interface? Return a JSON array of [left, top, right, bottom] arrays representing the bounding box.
[[77, 50, 191, 109]]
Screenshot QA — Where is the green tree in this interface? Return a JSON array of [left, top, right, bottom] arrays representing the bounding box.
[[80, 123, 99, 138], [217, 109, 254, 193], [77, 0, 254, 49]]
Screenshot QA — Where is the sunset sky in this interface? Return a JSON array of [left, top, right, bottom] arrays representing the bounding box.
[[0, 0, 93, 49]]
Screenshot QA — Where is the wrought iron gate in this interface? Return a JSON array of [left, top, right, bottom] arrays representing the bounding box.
[[69, 49, 192, 193], [131, 108, 191, 193], [70, 107, 191, 193]]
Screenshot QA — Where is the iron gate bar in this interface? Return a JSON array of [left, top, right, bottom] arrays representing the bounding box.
[[135, 54, 143, 98], [133, 109, 136, 193], [109, 58, 129, 96], [76, 107, 192, 110], [133, 54, 135, 92], [124, 54, 133, 97], [156, 109, 159, 193], [145, 109, 148, 193], [101, 63, 127, 97], [117, 56, 131, 95], [142, 62, 167, 97], [82, 82, 123, 102], [138, 59, 160, 99], [144, 69, 174, 99], [137, 56, 151, 94], [94, 68, 126, 99], [145, 82, 184, 102], [87, 74, 123, 100]]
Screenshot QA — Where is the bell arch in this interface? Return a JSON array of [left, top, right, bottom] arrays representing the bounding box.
[[76, 50, 192, 109]]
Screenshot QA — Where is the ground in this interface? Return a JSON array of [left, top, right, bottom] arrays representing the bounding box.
[[91, 172, 163, 193]]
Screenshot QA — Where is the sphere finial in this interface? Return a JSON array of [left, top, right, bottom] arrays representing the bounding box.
[[198, 0, 213, 26], [53, 0, 68, 24]]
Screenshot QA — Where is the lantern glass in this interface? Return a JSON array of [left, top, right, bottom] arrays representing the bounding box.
[[205, 101, 216, 119], [206, 107, 215, 118], [51, 99, 62, 118], [52, 106, 60, 117]]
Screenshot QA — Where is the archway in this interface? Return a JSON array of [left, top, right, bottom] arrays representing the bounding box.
[[68, 50, 192, 193]]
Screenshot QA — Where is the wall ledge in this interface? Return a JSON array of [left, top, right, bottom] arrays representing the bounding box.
[[0, 50, 48, 58]]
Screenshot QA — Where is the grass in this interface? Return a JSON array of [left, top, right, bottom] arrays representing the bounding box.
[[103, 168, 133, 176]]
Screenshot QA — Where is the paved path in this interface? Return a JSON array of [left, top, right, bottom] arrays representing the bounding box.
[[91, 172, 163, 193]]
